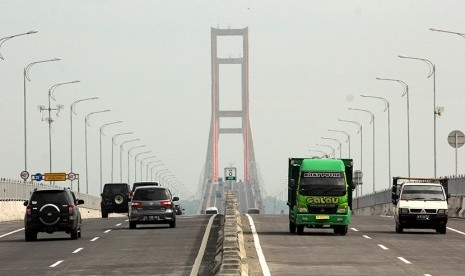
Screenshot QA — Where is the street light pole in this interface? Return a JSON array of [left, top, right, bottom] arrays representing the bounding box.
[[349, 108, 375, 193], [308, 149, 328, 158], [23, 58, 60, 176], [146, 161, 163, 181], [128, 145, 146, 184], [85, 110, 110, 194], [140, 156, 158, 181], [111, 132, 134, 182], [321, 137, 342, 158], [135, 151, 151, 182], [376, 77, 410, 177], [339, 119, 362, 196], [0, 31, 38, 60], [70, 97, 98, 190], [40, 81, 80, 174], [361, 94, 391, 187], [399, 55, 437, 177], [316, 143, 335, 158], [328, 129, 351, 158], [430, 28, 465, 39], [119, 139, 140, 182], [99, 121, 123, 193], [156, 169, 169, 183], [150, 164, 165, 181]]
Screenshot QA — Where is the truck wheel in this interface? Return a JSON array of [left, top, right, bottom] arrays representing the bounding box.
[[436, 225, 446, 234], [395, 223, 403, 233], [289, 221, 296, 234], [129, 221, 136, 229], [297, 225, 304, 235], [337, 226, 348, 236], [102, 210, 108, 218]]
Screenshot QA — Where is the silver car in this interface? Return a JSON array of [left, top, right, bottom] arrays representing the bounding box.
[[129, 186, 179, 229]]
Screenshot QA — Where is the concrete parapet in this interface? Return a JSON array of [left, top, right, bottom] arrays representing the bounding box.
[[216, 191, 248, 276]]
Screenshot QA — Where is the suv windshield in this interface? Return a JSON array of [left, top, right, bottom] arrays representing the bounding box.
[[103, 184, 128, 196], [299, 172, 346, 196], [30, 190, 69, 204], [401, 185, 445, 201], [133, 188, 170, 201], [132, 182, 158, 192]]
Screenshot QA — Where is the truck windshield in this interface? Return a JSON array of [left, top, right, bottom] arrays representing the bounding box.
[[299, 172, 346, 196], [400, 185, 445, 201]]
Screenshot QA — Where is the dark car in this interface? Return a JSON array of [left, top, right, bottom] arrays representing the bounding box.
[[24, 188, 84, 241], [174, 204, 184, 215], [130, 181, 159, 198], [247, 208, 260, 214], [129, 186, 179, 229], [101, 183, 130, 218]]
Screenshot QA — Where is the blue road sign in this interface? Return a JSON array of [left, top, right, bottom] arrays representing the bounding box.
[[33, 173, 43, 181]]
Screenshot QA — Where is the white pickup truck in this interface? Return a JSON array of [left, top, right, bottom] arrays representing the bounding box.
[[392, 177, 449, 234]]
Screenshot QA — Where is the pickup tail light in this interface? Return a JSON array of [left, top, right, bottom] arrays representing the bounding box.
[[68, 204, 75, 215], [160, 200, 172, 208], [131, 201, 142, 208]]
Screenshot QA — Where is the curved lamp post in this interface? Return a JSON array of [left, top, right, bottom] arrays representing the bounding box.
[[140, 156, 158, 181], [0, 31, 37, 60], [349, 107, 375, 193], [120, 139, 140, 182], [23, 58, 60, 175], [321, 137, 342, 158], [99, 121, 123, 192], [361, 94, 391, 187], [157, 169, 170, 183], [150, 163, 165, 181], [134, 151, 151, 182], [316, 143, 335, 158], [339, 119, 363, 196], [328, 129, 350, 158], [112, 132, 134, 182], [40, 81, 80, 174], [308, 149, 328, 158], [399, 54, 437, 177], [376, 77, 410, 177], [85, 109, 110, 194], [127, 145, 146, 184], [145, 160, 162, 181], [430, 28, 465, 39]]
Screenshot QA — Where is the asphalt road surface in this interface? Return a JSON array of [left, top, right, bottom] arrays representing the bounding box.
[[244, 214, 465, 276], [0, 215, 218, 276]]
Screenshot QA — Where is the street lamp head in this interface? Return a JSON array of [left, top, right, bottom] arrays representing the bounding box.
[[27, 30, 38, 34]]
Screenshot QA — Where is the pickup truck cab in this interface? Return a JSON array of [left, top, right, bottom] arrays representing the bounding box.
[[392, 177, 449, 234]]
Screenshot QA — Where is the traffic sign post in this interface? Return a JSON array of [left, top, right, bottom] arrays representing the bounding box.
[[448, 130, 465, 176], [44, 172, 67, 182], [20, 171, 30, 181], [224, 167, 237, 181], [32, 173, 43, 181]]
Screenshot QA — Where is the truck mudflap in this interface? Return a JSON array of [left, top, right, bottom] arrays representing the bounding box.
[[296, 213, 350, 226]]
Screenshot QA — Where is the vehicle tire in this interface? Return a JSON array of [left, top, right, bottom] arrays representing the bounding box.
[[25, 229, 37, 242], [289, 221, 296, 234], [169, 219, 176, 228], [114, 194, 124, 205], [339, 226, 348, 236], [296, 225, 304, 235], [395, 223, 403, 233], [70, 227, 78, 240], [102, 210, 108, 218], [437, 225, 446, 234], [39, 204, 61, 226], [129, 221, 136, 229]]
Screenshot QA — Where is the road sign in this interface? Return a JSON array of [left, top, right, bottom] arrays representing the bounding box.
[[354, 170, 363, 186], [20, 170, 30, 180], [68, 172, 78, 181], [448, 130, 465, 148], [224, 167, 237, 181], [44, 172, 67, 181], [32, 173, 43, 181]]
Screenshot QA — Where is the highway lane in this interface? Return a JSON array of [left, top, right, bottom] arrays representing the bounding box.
[[244, 214, 465, 276], [0, 215, 216, 276]]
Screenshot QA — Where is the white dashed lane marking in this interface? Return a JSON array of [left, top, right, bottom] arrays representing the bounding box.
[[104, 229, 111, 233], [90, 237, 99, 242], [362, 235, 372, 239], [72, 248, 83, 254], [49, 260, 63, 268], [350, 228, 359, 232], [377, 244, 389, 250], [115, 223, 122, 226], [397, 257, 412, 264]]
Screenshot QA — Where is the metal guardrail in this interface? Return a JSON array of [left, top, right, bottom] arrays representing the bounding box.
[[0, 179, 100, 210]]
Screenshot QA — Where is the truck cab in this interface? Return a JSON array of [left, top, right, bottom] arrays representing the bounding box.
[[392, 177, 449, 234]]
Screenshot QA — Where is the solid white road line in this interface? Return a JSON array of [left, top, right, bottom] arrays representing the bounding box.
[[0, 228, 24, 238], [115, 223, 122, 226], [72, 248, 83, 254], [246, 214, 271, 276], [397, 257, 412, 264], [447, 226, 465, 236], [190, 214, 216, 276], [350, 228, 359, 232], [362, 235, 372, 239], [424, 274, 432, 276], [104, 229, 111, 233], [49, 260, 63, 268], [90, 237, 99, 242], [377, 244, 389, 250]]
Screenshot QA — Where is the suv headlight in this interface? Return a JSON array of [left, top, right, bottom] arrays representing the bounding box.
[[399, 208, 409, 214], [438, 209, 448, 214]]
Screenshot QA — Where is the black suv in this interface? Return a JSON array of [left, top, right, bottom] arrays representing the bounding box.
[[23, 188, 84, 241], [101, 183, 130, 218]]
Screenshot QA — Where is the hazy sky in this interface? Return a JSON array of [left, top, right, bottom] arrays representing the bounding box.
[[1, 1, 465, 198]]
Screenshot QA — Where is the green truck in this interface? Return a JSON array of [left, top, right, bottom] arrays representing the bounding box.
[[288, 157, 355, 235]]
